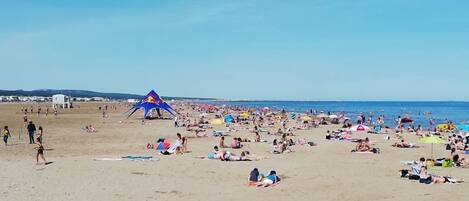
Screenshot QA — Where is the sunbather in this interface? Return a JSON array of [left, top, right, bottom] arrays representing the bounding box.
[[393, 139, 419, 148], [257, 170, 280, 187]]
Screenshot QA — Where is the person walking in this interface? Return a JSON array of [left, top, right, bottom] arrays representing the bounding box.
[[2, 126, 11, 146], [35, 139, 46, 165], [27, 121, 36, 144], [36, 126, 43, 144]]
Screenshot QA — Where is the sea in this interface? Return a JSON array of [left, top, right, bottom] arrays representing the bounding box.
[[206, 101, 469, 129]]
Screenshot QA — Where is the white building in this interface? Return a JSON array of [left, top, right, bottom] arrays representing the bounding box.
[[127, 99, 138, 103], [52, 94, 71, 108]]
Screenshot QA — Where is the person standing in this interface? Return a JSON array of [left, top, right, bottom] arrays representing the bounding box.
[[27, 121, 36, 144], [36, 126, 43, 144], [2, 126, 11, 146]]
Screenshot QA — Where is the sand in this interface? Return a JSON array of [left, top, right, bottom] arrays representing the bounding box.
[[1, 102, 468, 201]]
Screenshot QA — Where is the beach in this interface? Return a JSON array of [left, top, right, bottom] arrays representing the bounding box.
[[1, 102, 468, 201]]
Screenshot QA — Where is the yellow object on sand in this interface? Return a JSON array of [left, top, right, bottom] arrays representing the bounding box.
[[300, 116, 312, 121], [419, 136, 446, 144], [240, 112, 249, 119], [210, 119, 224, 125], [436, 124, 456, 132]]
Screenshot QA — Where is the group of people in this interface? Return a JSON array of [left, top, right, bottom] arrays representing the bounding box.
[[351, 138, 380, 154], [27, 121, 43, 144], [401, 157, 464, 184], [21, 105, 57, 117], [248, 168, 281, 187]]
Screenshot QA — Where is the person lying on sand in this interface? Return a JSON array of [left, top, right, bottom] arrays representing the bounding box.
[[197, 146, 225, 160], [419, 166, 464, 184], [392, 139, 419, 148], [257, 170, 281, 187]]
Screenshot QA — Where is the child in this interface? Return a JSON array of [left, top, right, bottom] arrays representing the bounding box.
[[2, 126, 11, 145]]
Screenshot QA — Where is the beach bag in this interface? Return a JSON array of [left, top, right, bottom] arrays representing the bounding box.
[[426, 160, 434, 168]]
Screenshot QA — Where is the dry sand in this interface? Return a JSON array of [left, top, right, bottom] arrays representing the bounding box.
[[1, 102, 468, 201]]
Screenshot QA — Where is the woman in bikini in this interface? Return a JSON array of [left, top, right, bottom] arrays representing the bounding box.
[[35, 138, 47, 165]]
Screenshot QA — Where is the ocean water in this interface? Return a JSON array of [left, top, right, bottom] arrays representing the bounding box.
[[207, 101, 469, 129]]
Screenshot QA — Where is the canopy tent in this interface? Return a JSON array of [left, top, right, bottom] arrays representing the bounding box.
[[126, 90, 176, 118]]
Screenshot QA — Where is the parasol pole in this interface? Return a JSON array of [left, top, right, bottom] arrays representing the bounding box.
[[431, 143, 434, 160]]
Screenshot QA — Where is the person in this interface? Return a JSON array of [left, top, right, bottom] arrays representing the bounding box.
[[354, 140, 370, 152], [248, 168, 260, 184], [2, 126, 11, 146], [231, 137, 242, 149], [257, 170, 280, 187], [218, 136, 226, 148], [27, 121, 36, 144], [409, 157, 426, 180], [35, 138, 46, 165], [255, 132, 261, 142], [36, 126, 43, 144], [419, 166, 432, 184], [176, 133, 187, 153], [174, 116, 178, 128]]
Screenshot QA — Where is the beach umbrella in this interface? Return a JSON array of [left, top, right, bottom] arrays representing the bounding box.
[[350, 124, 369, 132], [300, 116, 312, 121], [316, 113, 328, 118], [240, 112, 249, 119], [339, 117, 350, 123], [210, 119, 224, 125], [328, 114, 338, 119], [419, 136, 446, 159]]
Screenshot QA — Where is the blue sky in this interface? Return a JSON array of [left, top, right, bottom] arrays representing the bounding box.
[[1, 0, 468, 100]]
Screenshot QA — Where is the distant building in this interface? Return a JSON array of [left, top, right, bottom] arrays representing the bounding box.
[[91, 97, 106, 102], [52, 94, 71, 108], [127, 99, 138, 103]]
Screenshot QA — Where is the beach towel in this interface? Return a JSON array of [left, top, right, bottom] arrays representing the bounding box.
[[160, 140, 182, 154], [95, 156, 158, 161]]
